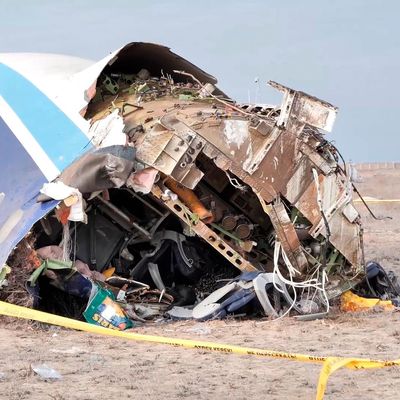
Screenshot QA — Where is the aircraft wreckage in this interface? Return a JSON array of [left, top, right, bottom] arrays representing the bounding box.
[[0, 42, 378, 328]]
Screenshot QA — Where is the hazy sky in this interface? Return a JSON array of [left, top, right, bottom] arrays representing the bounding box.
[[1, 0, 399, 162]]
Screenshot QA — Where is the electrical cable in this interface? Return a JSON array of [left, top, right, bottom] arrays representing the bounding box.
[[271, 241, 330, 320], [225, 171, 247, 192]]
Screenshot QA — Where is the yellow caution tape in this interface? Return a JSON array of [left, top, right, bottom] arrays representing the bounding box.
[[0, 300, 399, 400]]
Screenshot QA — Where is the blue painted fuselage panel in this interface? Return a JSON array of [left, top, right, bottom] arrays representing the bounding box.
[[0, 62, 93, 266], [0, 117, 57, 265]]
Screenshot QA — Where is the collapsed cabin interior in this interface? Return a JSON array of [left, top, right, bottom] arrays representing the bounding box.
[[28, 157, 290, 319]]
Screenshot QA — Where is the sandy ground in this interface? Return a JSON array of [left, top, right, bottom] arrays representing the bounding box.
[[355, 168, 400, 276], [1, 167, 400, 400]]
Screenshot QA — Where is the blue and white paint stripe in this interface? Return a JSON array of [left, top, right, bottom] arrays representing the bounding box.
[[0, 63, 92, 172], [0, 96, 59, 181], [0, 63, 93, 266]]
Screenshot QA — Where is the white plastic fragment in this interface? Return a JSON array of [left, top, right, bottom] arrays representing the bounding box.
[[31, 363, 62, 380], [40, 181, 85, 222]]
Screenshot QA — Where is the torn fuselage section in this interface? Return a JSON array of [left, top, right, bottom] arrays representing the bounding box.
[[87, 59, 363, 281], [4, 44, 364, 323]]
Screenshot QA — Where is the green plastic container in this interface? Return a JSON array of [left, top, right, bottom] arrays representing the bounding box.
[[83, 285, 133, 330]]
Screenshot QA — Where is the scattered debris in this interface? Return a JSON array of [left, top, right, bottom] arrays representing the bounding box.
[[83, 285, 133, 330], [341, 291, 395, 313], [341, 261, 400, 313], [31, 363, 62, 380]]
